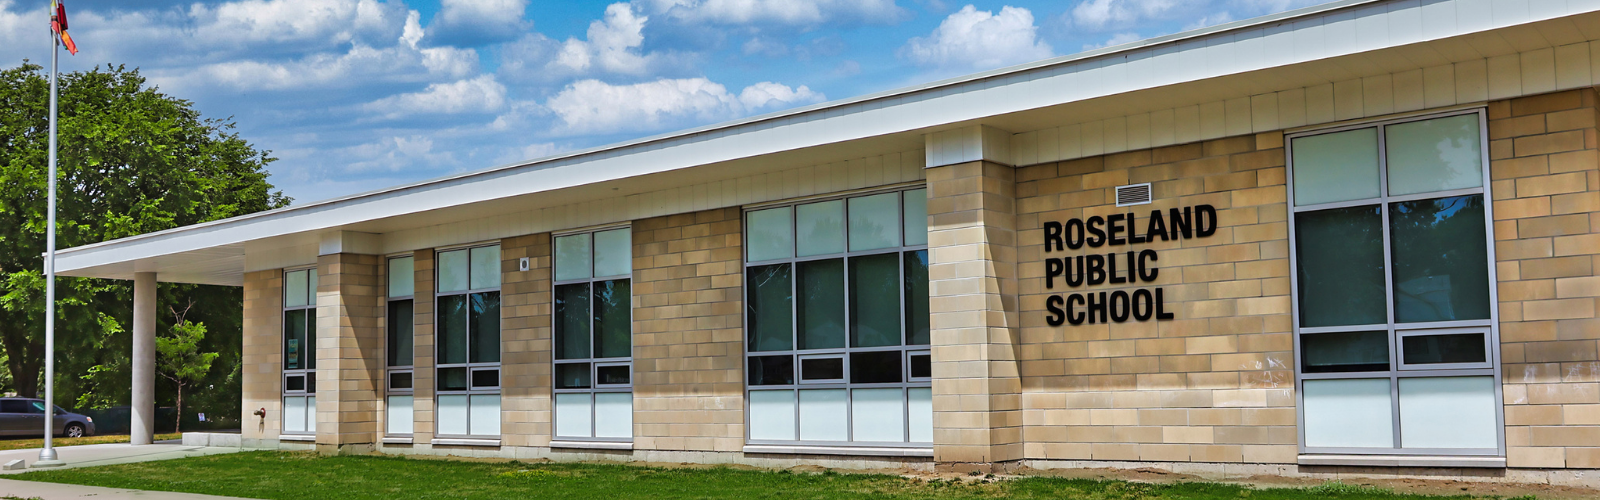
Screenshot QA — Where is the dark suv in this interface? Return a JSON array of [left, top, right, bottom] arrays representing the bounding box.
[[0, 398, 95, 438]]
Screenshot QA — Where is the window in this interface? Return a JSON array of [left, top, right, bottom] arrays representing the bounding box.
[[1288, 110, 1501, 456], [435, 245, 501, 438], [386, 256, 415, 436], [281, 268, 317, 435], [553, 227, 633, 441], [744, 188, 933, 446]]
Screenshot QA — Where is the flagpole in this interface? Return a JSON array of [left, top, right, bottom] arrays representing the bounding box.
[[34, 0, 64, 468]]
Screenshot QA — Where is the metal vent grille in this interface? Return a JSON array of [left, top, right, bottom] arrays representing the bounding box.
[[1115, 183, 1152, 207]]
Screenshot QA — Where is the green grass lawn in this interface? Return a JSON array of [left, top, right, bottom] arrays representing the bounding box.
[[7, 451, 1529, 500], [0, 433, 182, 451]]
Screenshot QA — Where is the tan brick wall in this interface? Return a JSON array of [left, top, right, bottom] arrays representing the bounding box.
[[632, 208, 745, 452], [1490, 88, 1600, 469], [501, 234, 554, 447], [926, 161, 1024, 469], [242, 269, 283, 439], [314, 253, 385, 449], [410, 250, 437, 442], [1013, 133, 1297, 464]]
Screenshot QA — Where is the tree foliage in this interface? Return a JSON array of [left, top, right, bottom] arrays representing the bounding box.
[[0, 62, 287, 418], [158, 302, 220, 433]]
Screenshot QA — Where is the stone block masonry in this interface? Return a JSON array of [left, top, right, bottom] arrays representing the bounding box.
[[241, 269, 283, 440], [500, 234, 554, 447]]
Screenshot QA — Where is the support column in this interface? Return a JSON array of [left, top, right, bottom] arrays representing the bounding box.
[[314, 252, 385, 454], [131, 272, 156, 445]]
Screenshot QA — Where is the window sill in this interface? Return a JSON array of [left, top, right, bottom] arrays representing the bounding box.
[[278, 434, 315, 442], [1298, 454, 1505, 468], [743, 445, 933, 458], [550, 440, 633, 451], [431, 438, 500, 447], [381, 436, 413, 445]]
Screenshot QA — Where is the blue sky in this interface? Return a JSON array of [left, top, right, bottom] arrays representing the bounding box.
[[0, 0, 1327, 204]]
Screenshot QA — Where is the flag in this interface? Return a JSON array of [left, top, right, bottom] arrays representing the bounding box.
[[51, 0, 77, 55]]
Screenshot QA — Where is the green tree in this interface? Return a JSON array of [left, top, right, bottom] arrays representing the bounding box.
[[0, 62, 286, 417], [157, 302, 219, 433]]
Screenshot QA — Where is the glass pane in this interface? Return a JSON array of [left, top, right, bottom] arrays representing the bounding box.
[[306, 312, 316, 370], [1399, 376, 1497, 449], [555, 363, 592, 389], [904, 250, 930, 346], [1292, 127, 1381, 206], [909, 353, 931, 379], [1390, 195, 1491, 323], [283, 310, 306, 370], [555, 283, 592, 360], [437, 250, 470, 293], [797, 259, 845, 350], [748, 355, 794, 386], [800, 357, 844, 381], [908, 388, 933, 442], [593, 229, 633, 278], [851, 351, 903, 383], [468, 394, 500, 436], [1295, 205, 1386, 327], [747, 264, 793, 352], [799, 389, 848, 441], [851, 388, 905, 442], [471, 369, 499, 388], [597, 365, 630, 385], [748, 390, 796, 441], [307, 270, 318, 307], [436, 395, 469, 435], [1301, 331, 1389, 373], [437, 367, 468, 391], [848, 193, 901, 251], [594, 392, 633, 438], [470, 246, 501, 290], [387, 395, 413, 435], [1386, 114, 1483, 196], [389, 257, 414, 298], [387, 300, 413, 367], [306, 396, 317, 432], [903, 189, 928, 247], [594, 280, 631, 358], [746, 207, 794, 262], [555, 234, 593, 281], [469, 292, 500, 363], [1303, 378, 1394, 448], [554, 393, 592, 438], [850, 254, 901, 347], [796, 200, 845, 257], [389, 372, 412, 390], [283, 396, 306, 433], [306, 369, 316, 393], [285, 375, 305, 392], [437, 294, 468, 364], [1403, 333, 1488, 365], [284, 270, 308, 307]]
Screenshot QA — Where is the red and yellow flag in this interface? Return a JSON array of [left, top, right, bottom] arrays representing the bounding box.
[[51, 0, 77, 55]]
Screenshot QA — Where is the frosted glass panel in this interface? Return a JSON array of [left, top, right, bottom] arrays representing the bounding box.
[[849, 193, 901, 251], [747, 207, 794, 262], [387, 395, 414, 435], [593, 229, 632, 278], [1303, 379, 1393, 448], [796, 200, 845, 257], [594, 392, 633, 438], [285, 270, 308, 307], [388, 257, 414, 297], [306, 396, 317, 432], [1400, 376, 1498, 449], [908, 388, 932, 443], [469, 395, 500, 436], [799, 389, 847, 441], [1292, 128, 1381, 206], [437, 250, 470, 293], [308, 271, 318, 307], [1386, 114, 1483, 196], [470, 246, 500, 290], [437, 395, 469, 436], [851, 388, 905, 442], [555, 234, 592, 281], [555, 393, 592, 438], [283, 396, 306, 433], [748, 390, 796, 441], [903, 189, 928, 247]]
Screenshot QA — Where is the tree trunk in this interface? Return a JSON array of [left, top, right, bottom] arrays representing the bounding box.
[[174, 384, 183, 434], [0, 326, 44, 398]]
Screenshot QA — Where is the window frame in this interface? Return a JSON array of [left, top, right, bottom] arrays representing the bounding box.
[[741, 185, 932, 448], [433, 244, 502, 438], [385, 254, 416, 438], [281, 266, 317, 435], [551, 225, 634, 442], [1285, 108, 1504, 457]]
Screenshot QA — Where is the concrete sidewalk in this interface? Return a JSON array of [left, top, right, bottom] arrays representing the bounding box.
[[0, 443, 241, 474], [0, 478, 254, 499]]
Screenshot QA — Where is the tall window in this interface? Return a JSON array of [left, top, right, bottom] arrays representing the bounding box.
[[553, 227, 633, 441], [282, 267, 317, 435], [743, 188, 933, 446], [386, 256, 415, 436], [1288, 110, 1501, 456], [435, 245, 501, 438]]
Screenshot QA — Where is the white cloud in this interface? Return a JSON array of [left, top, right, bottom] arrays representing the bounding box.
[[338, 135, 459, 173], [499, 3, 691, 83], [162, 40, 479, 92], [187, 0, 409, 52], [1083, 32, 1141, 51], [640, 0, 906, 26], [364, 75, 508, 119], [546, 78, 822, 135], [1183, 11, 1235, 30], [901, 5, 1052, 71], [427, 0, 530, 46], [1070, 0, 1182, 31]]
